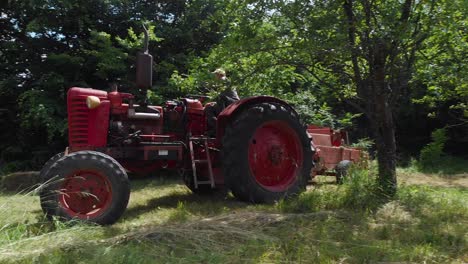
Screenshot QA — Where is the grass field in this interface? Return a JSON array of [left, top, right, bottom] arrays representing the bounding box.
[[0, 164, 466, 263]]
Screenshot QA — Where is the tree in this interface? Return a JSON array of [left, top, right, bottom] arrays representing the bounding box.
[[175, 0, 460, 197], [413, 0, 467, 135], [340, 0, 435, 196]]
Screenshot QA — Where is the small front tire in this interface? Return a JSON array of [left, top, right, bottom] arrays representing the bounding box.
[[39, 151, 130, 225], [39, 152, 65, 181]]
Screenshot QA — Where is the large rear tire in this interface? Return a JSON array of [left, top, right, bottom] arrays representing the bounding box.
[[39, 151, 130, 225], [222, 103, 313, 203]]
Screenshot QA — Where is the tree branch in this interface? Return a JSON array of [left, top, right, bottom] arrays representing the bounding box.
[[343, 0, 362, 86], [344, 98, 370, 119], [400, 0, 413, 22]]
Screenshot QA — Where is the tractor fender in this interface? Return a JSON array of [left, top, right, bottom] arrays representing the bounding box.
[[216, 96, 299, 144]]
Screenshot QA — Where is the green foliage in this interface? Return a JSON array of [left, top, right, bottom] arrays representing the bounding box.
[[413, 0, 468, 118], [18, 90, 67, 143], [350, 137, 374, 150], [419, 128, 447, 170], [1, 0, 467, 175], [168, 70, 202, 95], [116, 25, 162, 50], [85, 31, 129, 81], [287, 91, 336, 127], [0, 161, 31, 175], [146, 89, 164, 105], [286, 90, 361, 129]]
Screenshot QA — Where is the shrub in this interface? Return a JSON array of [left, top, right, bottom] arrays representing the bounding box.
[[419, 128, 447, 170]]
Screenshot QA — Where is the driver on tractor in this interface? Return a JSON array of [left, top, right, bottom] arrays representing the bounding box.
[[205, 68, 240, 136]]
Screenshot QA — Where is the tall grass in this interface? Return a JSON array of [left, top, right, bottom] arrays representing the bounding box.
[[273, 166, 467, 263], [278, 166, 382, 213], [0, 166, 466, 263]]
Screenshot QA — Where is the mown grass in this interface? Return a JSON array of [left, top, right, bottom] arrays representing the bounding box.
[[0, 166, 466, 263]]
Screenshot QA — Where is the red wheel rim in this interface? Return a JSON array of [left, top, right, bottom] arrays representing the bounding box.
[[248, 120, 303, 192], [59, 170, 112, 219]]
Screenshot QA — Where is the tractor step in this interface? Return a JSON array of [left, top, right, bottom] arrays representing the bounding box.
[[188, 137, 215, 189]]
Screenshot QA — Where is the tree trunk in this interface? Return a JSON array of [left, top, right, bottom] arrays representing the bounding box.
[[368, 41, 398, 197], [343, 0, 398, 197], [371, 95, 397, 197]]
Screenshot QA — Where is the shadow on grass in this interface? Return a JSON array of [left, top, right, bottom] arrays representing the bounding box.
[[128, 170, 184, 191], [122, 190, 248, 222]]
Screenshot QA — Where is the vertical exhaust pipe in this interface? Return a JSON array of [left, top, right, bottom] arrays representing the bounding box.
[[130, 24, 160, 119], [136, 24, 153, 90]]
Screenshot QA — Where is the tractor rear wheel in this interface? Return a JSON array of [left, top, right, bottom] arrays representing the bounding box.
[[39, 151, 130, 225], [222, 103, 313, 203]]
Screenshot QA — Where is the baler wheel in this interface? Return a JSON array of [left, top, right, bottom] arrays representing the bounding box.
[[335, 160, 352, 184], [222, 103, 313, 203], [39, 151, 130, 225]]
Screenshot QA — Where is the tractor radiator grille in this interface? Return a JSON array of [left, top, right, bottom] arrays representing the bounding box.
[[68, 97, 90, 147]]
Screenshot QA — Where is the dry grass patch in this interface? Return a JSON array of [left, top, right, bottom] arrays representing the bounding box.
[[398, 170, 468, 188]]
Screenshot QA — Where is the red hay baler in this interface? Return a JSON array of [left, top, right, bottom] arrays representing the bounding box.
[[307, 125, 364, 183], [38, 29, 363, 225]]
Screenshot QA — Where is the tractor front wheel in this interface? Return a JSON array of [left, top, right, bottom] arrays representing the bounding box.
[[39, 151, 130, 225], [222, 103, 313, 203], [39, 152, 65, 182]]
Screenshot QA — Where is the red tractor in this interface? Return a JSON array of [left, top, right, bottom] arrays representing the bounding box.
[[38, 30, 362, 225]]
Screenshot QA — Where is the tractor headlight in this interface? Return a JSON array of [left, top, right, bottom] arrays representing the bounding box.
[[86, 96, 101, 109]]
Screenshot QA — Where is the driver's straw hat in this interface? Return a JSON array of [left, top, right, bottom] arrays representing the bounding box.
[[212, 68, 226, 76]]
